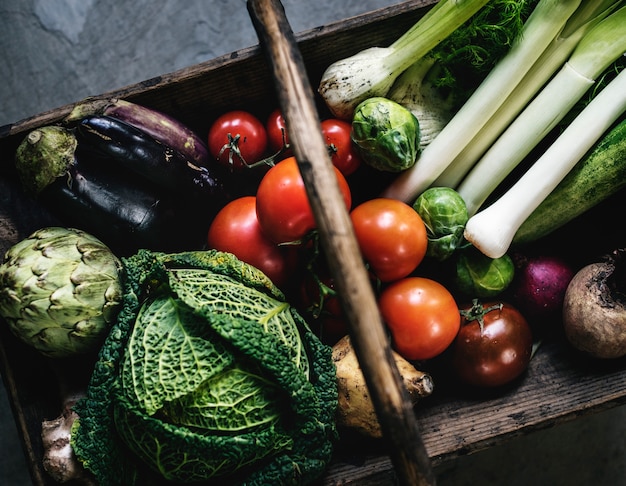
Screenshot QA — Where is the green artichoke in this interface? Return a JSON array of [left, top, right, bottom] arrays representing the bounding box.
[[0, 227, 122, 358]]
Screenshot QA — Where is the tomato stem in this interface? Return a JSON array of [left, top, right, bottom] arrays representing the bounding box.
[[218, 132, 287, 171], [459, 299, 502, 333]]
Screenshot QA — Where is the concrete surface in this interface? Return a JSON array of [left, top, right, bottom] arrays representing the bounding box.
[[2, 1, 626, 485]]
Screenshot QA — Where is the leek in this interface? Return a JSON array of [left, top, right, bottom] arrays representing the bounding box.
[[381, 0, 585, 203], [463, 67, 626, 259], [458, 5, 626, 216], [432, 0, 622, 190], [317, 0, 491, 120]]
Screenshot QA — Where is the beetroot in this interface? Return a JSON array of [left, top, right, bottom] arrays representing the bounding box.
[[562, 249, 626, 359], [509, 254, 575, 325]]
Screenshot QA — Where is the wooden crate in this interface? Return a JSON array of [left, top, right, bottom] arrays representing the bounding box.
[[1, 1, 626, 484]]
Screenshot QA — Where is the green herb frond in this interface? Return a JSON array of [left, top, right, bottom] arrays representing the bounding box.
[[429, 0, 540, 103]]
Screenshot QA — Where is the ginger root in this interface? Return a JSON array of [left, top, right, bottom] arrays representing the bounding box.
[[41, 391, 95, 484], [332, 335, 434, 439]]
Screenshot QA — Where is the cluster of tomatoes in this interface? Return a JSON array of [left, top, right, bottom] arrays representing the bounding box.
[[205, 108, 534, 389]]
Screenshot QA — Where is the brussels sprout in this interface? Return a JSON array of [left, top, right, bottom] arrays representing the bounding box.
[[351, 96, 421, 172], [0, 227, 122, 358], [455, 246, 515, 298], [413, 186, 468, 261]]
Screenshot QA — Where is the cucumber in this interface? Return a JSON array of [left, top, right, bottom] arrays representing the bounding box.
[[513, 117, 626, 245]]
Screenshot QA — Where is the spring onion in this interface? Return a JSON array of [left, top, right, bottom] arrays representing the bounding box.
[[458, 5, 626, 216], [381, 0, 587, 203], [463, 66, 626, 259], [317, 0, 491, 120]]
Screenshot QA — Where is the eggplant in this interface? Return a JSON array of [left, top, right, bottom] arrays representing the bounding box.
[[14, 126, 207, 255], [65, 98, 210, 168], [75, 115, 231, 202], [40, 162, 199, 255]]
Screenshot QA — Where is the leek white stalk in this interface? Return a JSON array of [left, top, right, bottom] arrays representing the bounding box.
[[464, 67, 626, 259], [381, 0, 583, 203], [317, 0, 490, 120], [458, 5, 626, 216], [432, 0, 622, 190]]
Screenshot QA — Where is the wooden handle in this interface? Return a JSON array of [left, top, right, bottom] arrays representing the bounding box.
[[246, 1, 435, 485]]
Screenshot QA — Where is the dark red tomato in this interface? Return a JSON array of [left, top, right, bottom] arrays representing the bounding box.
[[313, 316, 349, 346], [451, 301, 533, 388], [298, 270, 343, 319], [321, 119, 362, 176], [266, 108, 292, 157], [296, 268, 347, 345], [256, 156, 352, 244], [350, 198, 427, 282], [207, 196, 298, 287], [208, 110, 268, 170], [379, 277, 460, 361]]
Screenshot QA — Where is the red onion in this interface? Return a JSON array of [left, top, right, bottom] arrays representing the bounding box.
[[509, 254, 575, 325]]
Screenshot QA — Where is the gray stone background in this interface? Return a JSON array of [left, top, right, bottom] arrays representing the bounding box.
[[2, 1, 626, 485]]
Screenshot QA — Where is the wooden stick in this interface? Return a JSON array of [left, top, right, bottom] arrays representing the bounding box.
[[246, 1, 435, 485]]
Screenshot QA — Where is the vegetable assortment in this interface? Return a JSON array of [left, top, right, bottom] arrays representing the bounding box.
[[2, 0, 626, 484]]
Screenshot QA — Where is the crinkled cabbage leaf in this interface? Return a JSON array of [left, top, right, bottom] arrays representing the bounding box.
[[71, 250, 338, 485]]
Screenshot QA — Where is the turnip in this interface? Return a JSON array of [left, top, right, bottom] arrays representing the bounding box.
[[562, 249, 626, 359]]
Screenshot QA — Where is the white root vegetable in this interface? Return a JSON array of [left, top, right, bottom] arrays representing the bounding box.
[[387, 56, 455, 150], [332, 335, 434, 439]]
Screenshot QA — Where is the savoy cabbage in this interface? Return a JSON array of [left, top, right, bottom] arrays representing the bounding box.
[[71, 249, 338, 485]]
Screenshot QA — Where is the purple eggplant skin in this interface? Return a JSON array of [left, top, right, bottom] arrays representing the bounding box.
[[39, 157, 206, 256], [65, 98, 210, 168], [75, 115, 231, 203]]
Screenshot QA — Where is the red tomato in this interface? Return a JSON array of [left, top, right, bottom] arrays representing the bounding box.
[[208, 110, 268, 170], [266, 108, 292, 157], [350, 198, 427, 282], [207, 196, 297, 287], [298, 270, 343, 319], [379, 277, 460, 361], [256, 156, 352, 244], [451, 301, 533, 387], [321, 119, 362, 176]]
